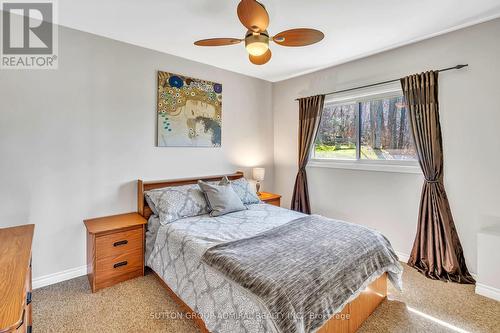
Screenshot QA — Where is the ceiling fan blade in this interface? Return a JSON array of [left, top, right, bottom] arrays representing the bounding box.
[[237, 0, 269, 33], [273, 28, 324, 47], [249, 49, 271, 65], [194, 38, 242, 46]]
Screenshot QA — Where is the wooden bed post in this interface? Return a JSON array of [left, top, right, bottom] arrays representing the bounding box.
[[137, 179, 144, 216]]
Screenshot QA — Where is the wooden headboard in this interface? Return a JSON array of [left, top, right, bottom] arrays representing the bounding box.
[[137, 171, 245, 219]]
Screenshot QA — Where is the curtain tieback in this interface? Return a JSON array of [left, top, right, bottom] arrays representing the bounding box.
[[424, 179, 440, 184]]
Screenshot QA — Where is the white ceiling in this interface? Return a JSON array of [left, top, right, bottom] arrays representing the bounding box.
[[58, 0, 500, 82]]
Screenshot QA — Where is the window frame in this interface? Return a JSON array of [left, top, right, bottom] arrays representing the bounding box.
[[309, 83, 421, 174]]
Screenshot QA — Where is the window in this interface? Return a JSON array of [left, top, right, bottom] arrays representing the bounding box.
[[311, 86, 419, 172]]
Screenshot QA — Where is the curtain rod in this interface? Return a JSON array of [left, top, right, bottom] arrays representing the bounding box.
[[294, 64, 468, 101]]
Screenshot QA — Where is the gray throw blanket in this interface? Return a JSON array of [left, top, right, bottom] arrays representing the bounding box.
[[202, 215, 403, 333]]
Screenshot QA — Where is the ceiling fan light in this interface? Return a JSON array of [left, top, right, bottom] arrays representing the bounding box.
[[245, 34, 269, 56], [246, 42, 268, 56]]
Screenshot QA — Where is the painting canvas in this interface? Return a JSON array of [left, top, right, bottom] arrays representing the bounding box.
[[157, 71, 222, 147]]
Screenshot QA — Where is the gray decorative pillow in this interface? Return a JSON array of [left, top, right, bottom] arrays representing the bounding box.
[[198, 180, 246, 217], [144, 195, 159, 216], [144, 184, 210, 225], [229, 177, 261, 204]]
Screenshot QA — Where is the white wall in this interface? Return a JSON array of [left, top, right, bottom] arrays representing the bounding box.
[[0, 26, 274, 280], [272, 18, 500, 273], [2, 18, 499, 282]]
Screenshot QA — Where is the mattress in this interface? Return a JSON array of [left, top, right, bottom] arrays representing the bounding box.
[[146, 204, 401, 333], [146, 203, 304, 333]]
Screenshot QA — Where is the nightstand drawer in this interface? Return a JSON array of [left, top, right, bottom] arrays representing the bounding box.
[[95, 248, 143, 287], [95, 227, 142, 259]]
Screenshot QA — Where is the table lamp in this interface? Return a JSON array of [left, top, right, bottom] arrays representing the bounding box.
[[252, 167, 265, 195]]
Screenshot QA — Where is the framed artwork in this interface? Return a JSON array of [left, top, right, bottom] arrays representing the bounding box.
[[157, 71, 222, 147]]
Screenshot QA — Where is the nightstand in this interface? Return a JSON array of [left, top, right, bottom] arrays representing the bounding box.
[[258, 192, 282, 207], [84, 212, 147, 293]]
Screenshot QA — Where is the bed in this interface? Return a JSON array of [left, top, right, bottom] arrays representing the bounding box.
[[138, 172, 402, 333]]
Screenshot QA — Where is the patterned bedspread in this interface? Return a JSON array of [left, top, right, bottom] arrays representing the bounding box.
[[202, 214, 403, 333], [147, 204, 304, 332], [147, 204, 402, 333]]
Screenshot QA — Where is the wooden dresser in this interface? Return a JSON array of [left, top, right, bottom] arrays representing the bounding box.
[[84, 213, 147, 292], [258, 192, 282, 207], [0, 224, 34, 333]]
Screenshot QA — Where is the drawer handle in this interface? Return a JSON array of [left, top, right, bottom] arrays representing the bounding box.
[[113, 240, 128, 247], [113, 261, 128, 268]]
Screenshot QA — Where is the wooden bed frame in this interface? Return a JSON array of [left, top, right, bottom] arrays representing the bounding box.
[[138, 172, 387, 333]]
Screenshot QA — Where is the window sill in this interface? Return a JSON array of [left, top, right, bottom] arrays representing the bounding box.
[[308, 159, 422, 174]]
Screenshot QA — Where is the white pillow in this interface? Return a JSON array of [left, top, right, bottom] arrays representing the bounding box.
[[229, 177, 261, 204], [145, 184, 210, 224]]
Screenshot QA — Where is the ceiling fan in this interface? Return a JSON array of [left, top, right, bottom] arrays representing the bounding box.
[[194, 0, 324, 65]]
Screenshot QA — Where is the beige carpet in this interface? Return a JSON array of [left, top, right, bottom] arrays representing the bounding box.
[[33, 264, 500, 332]]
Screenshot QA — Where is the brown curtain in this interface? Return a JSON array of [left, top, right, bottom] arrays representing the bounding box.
[[401, 71, 474, 284], [291, 95, 325, 214]]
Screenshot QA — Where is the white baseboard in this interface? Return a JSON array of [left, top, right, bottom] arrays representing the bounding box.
[[24, 251, 426, 289], [32, 254, 486, 298], [33, 265, 87, 289], [476, 283, 500, 302], [394, 251, 479, 279], [395, 251, 410, 263], [31, 252, 412, 289]]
